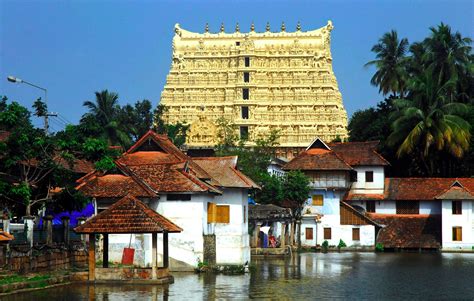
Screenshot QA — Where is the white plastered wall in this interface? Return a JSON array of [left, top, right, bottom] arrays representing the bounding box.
[[351, 166, 385, 194], [441, 200, 474, 250]]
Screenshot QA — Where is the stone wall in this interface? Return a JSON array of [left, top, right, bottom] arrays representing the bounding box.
[[1, 245, 87, 273], [203, 234, 216, 265]]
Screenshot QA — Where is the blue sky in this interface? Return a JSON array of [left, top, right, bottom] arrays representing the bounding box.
[[0, 0, 472, 131]]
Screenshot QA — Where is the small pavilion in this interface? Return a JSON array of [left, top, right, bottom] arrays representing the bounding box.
[[75, 194, 182, 283]]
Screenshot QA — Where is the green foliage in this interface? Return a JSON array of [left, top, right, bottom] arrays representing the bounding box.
[[375, 243, 384, 252], [338, 239, 347, 249], [153, 104, 189, 147], [256, 174, 284, 205], [322, 240, 329, 252], [94, 156, 116, 172], [32, 98, 47, 117], [282, 170, 311, 220]]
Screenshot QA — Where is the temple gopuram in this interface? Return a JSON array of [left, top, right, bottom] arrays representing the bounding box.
[[159, 21, 348, 158]]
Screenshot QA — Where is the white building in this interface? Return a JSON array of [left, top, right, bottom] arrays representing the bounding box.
[[77, 131, 258, 270], [283, 138, 386, 249]]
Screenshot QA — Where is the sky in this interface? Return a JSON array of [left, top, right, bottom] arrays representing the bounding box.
[[0, 0, 473, 131]]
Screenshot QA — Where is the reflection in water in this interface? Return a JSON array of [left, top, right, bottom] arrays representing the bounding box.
[[5, 253, 474, 300]]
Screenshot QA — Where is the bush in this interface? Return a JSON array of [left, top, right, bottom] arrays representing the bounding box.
[[338, 239, 347, 250], [375, 243, 384, 252], [322, 240, 329, 253]]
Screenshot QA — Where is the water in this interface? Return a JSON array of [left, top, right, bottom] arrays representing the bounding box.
[[5, 252, 474, 300]]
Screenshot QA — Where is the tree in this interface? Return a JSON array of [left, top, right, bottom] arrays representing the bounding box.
[[153, 104, 189, 147], [119, 99, 154, 141], [365, 30, 409, 97], [387, 68, 471, 175], [82, 90, 131, 147], [282, 170, 311, 248], [256, 174, 284, 205]]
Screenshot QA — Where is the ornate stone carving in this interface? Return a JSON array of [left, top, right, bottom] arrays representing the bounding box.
[[159, 22, 348, 149]]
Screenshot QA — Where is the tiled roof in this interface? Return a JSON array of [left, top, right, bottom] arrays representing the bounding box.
[[283, 148, 352, 171], [340, 201, 380, 226], [345, 193, 385, 201], [54, 156, 95, 174], [328, 141, 390, 166], [370, 214, 441, 249], [76, 174, 156, 198], [192, 156, 259, 189], [74, 195, 182, 234], [385, 178, 474, 201], [0, 231, 14, 242], [435, 181, 474, 200], [249, 204, 292, 221], [0, 131, 10, 142]]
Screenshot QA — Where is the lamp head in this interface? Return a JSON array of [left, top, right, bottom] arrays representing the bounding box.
[[7, 76, 22, 83]]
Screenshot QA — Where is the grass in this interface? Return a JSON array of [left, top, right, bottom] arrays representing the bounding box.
[[0, 274, 51, 286]]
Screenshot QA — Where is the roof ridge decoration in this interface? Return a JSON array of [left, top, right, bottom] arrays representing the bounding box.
[[306, 137, 331, 151]]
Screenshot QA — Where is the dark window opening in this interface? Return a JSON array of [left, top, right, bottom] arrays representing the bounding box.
[[243, 88, 249, 100], [396, 200, 419, 214], [236, 41, 240, 46], [244, 72, 250, 83], [366, 201, 376, 213], [240, 126, 249, 140], [350, 170, 358, 182], [241, 106, 249, 119], [452, 201, 462, 215], [244, 57, 250, 67], [167, 194, 192, 201], [365, 171, 374, 182]]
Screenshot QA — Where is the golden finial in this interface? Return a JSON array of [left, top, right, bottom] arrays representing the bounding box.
[[296, 21, 301, 31], [281, 22, 286, 32], [205, 23, 209, 33], [266, 22, 270, 32], [250, 22, 255, 32], [220, 22, 225, 33], [235, 22, 240, 32]]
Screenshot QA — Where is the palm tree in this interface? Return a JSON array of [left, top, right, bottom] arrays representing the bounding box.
[[388, 68, 471, 175], [423, 23, 472, 88], [83, 90, 131, 146], [365, 30, 409, 97]]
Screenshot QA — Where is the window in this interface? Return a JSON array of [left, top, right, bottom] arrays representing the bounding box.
[[167, 194, 191, 201], [243, 206, 246, 223], [366, 201, 375, 213], [244, 72, 250, 83], [241, 106, 249, 119], [324, 228, 331, 240], [312, 195, 324, 206], [396, 201, 419, 214], [305, 228, 313, 240], [243, 88, 249, 100], [207, 202, 216, 223], [350, 171, 358, 182], [352, 228, 360, 241], [240, 126, 249, 140], [216, 205, 230, 223], [452, 201, 462, 215], [244, 57, 250, 67], [236, 41, 240, 46], [452, 226, 462, 241], [365, 171, 374, 182]]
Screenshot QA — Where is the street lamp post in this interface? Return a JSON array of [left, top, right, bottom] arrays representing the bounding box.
[[6, 76, 57, 133]]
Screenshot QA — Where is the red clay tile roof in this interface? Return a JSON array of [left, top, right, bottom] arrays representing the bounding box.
[[0, 131, 10, 142], [54, 157, 95, 174], [345, 193, 386, 201], [283, 148, 352, 171], [328, 141, 390, 166], [369, 214, 441, 249], [0, 231, 14, 242], [385, 178, 474, 201], [435, 181, 474, 200], [192, 156, 259, 189], [74, 195, 182, 234], [76, 174, 156, 198]]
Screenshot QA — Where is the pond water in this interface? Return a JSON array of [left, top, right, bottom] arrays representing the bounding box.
[[6, 252, 474, 300]]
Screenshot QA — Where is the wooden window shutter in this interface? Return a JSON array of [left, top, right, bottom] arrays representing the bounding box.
[[312, 195, 324, 206], [324, 228, 331, 240], [352, 228, 360, 241], [207, 202, 217, 223], [216, 205, 230, 224], [305, 228, 313, 240], [453, 227, 462, 241]]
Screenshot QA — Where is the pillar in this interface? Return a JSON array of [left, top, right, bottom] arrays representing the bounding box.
[[88, 233, 95, 281], [152, 233, 157, 280], [2, 212, 10, 233], [77, 217, 86, 247], [297, 220, 302, 249], [290, 222, 295, 246], [163, 231, 169, 269], [103, 234, 109, 268], [61, 216, 70, 246], [44, 215, 53, 245], [280, 222, 286, 247], [253, 223, 260, 248], [23, 216, 35, 248]]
